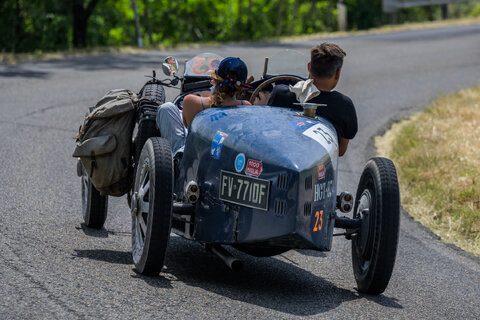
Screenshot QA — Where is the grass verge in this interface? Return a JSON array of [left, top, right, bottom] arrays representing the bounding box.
[[2, 16, 480, 64], [376, 86, 480, 257]]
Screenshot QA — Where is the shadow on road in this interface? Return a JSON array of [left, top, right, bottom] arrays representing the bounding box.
[[138, 236, 404, 316], [295, 249, 327, 257], [71, 233, 402, 314], [0, 43, 314, 75], [76, 224, 109, 238], [0, 66, 50, 79], [76, 224, 131, 238], [0, 53, 191, 76], [41, 53, 194, 72], [73, 249, 132, 265], [0, 42, 314, 77], [362, 293, 402, 308], [130, 272, 174, 289]]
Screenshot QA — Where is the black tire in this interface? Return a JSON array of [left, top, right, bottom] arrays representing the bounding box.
[[134, 119, 160, 165], [134, 81, 165, 165], [233, 245, 290, 257], [139, 82, 166, 105], [131, 137, 173, 275], [351, 157, 400, 295], [81, 163, 108, 229]]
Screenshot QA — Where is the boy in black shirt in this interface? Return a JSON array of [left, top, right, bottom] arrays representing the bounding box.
[[268, 43, 357, 156]]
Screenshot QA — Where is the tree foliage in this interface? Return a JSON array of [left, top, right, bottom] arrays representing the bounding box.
[[1, 0, 479, 53]]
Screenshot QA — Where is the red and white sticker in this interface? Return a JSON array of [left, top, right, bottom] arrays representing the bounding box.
[[245, 159, 263, 177], [317, 163, 325, 180]]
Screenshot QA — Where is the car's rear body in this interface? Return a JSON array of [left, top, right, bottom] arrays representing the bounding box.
[[173, 105, 339, 251]]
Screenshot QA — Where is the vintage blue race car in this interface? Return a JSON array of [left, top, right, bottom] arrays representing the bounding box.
[[81, 51, 401, 295]]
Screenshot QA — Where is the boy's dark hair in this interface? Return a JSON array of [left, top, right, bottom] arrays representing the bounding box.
[[310, 43, 346, 79]]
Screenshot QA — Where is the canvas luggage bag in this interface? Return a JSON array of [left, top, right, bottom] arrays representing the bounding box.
[[73, 89, 138, 196]]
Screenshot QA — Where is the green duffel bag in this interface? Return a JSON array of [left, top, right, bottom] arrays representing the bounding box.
[[73, 89, 138, 196]]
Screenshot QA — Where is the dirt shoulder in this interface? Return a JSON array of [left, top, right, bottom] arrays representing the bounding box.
[[376, 86, 480, 257]]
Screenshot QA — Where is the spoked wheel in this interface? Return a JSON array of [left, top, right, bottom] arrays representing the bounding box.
[[352, 157, 400, 295], [131, 137, 173, 275], [129, 113, 160, 208], [80, 160, 108, 229]]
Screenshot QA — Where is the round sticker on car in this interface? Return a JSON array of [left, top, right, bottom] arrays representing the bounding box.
[[235, 153, 246, 172]]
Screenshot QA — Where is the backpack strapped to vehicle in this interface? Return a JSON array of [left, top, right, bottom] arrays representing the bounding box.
[[73, 89, 138, 196]]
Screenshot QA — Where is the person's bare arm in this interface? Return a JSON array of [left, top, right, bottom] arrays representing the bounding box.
[[339, 138, 349, 156], [182, 95, 205, 128], [253, 91, 270, 105], [196, 90, 212, 97]]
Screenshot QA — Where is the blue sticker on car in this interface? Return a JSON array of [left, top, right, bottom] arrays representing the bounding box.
[[289, 119, 316, 132], [234, 153, 246, 172], [211, 131, 228, 159]]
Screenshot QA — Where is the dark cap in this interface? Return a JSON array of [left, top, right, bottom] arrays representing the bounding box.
[[216, 57, 248, 83]]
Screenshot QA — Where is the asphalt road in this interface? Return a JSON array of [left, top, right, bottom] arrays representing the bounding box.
[[1, 24, 480, 319]]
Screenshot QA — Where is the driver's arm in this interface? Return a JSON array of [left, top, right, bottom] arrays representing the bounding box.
[[253, 91, 270, 105], [339, 138, 349, 156]]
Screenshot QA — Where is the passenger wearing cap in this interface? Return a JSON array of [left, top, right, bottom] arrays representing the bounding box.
[[182, 57, 251, 128], [155, 57, 251, 157]]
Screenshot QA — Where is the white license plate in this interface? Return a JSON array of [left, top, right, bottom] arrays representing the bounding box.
[[219, 171, 270, 211]]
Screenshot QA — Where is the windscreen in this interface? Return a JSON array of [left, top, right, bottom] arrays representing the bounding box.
[[184, 53, 224, 77], [266, 50, 309, 78]]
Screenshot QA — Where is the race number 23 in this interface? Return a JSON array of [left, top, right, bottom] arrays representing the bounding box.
[[193, 57, 220, 75], [313, 210, 323, 232]]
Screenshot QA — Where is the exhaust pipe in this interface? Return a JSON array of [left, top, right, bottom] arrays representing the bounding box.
[[185, 181, 200, 204], [172, 202, 195, 215], [206, 244, 243, 272], [336, 192, 354, 213]]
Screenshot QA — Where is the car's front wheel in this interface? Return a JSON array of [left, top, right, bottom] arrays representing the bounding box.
[[351, 157, 400, 295], [131, 137, 173, 275]]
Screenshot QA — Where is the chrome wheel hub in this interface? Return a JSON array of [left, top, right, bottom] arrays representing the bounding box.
[[132, 158, 150, 263]]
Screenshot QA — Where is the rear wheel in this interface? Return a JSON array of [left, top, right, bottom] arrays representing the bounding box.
[[80, 161, 108, 229], [131, 137, 173, 275], [351, 157, 400, 294]]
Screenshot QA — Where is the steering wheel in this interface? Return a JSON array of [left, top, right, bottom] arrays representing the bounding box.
[[249, 75, 304, 105]]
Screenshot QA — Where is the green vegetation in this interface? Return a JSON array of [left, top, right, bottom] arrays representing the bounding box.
[[1, 0, 480, 54], [376, 86, 480, 257]]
